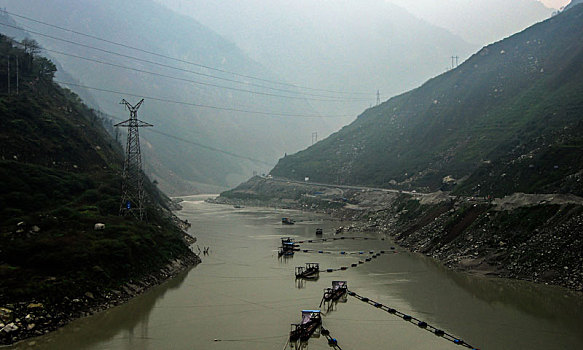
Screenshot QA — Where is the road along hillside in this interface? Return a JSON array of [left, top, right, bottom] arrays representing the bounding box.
[[213, 176, 583, 291]]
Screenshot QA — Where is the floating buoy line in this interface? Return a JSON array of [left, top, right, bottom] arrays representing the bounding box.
[[346, 290, 480, 349], [290, 251, 393, 275], [321, 327, 343, 350], [280, 231, 480, 349], [296, 236, 377, 244], [299, 247, 397, 255], [295, 247, 398, 273]]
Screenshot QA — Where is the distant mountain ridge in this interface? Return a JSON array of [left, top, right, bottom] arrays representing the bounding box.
[[387, 0, 553, 46], [1, 0, 335, 194], [270, 5, 583, 197], [158, 0, 477, 117]]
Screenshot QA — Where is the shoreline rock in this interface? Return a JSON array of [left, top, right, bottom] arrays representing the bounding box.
[[0, 244, 200, 346], [214, 176, 583, 292]]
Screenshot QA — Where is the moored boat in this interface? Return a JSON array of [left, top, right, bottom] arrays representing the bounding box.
[[295, 263, 320, 279], [320, 281, 348, 306], [289, 310, 322, 342], [279, 237, 298, 257]]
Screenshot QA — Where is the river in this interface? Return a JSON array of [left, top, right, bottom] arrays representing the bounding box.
[[9, 195, 583, 349]]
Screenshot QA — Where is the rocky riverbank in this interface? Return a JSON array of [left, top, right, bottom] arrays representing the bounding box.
[[0, 232, 200, 346], [214, 176, 583, 291]]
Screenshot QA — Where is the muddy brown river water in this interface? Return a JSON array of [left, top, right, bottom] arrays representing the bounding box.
[[8, 195, 583, 349]]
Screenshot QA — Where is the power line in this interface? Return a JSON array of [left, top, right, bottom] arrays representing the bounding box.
[[0, 21, 372, 102], [3, 11, 373, 96], [44, 47, 367, 102], [142, 128, 274, 166], [54, 80, 355, 118], [105, 114, 274, 166], [4, 34, 369, 103]]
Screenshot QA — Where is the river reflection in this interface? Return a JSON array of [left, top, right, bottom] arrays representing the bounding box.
[[10, 270, 191, 350], [10, 196, 583, 349]]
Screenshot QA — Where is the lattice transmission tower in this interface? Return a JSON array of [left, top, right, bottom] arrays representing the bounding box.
[[115, 99, 152, 220]]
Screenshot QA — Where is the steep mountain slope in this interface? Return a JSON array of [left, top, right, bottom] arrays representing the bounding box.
[[158, 0, 477, 117], [1, 0, 336, 194], [0, 35, 198, 344], [566, 0, 583, 9], [271, 5, 583, 197]]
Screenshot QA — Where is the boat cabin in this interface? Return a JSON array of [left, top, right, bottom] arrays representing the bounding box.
[[289, 310, 322, 342], [295, 262, 320, 279], [320, 281, 348, 306], [279, 237, 297, 257]]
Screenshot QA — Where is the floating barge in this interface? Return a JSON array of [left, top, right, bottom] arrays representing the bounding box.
[[282, 217, 295, 225], [295, 263, 320, 279], [278, 237, 298, 257], [289, 310, 322, 342], [320, 281, 348, 306]]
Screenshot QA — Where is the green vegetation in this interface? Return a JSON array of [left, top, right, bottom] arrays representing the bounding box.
[[271, 7, 583, 197], [0, 35, 192, 304]]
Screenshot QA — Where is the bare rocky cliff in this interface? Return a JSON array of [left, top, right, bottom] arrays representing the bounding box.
[[216, 176, 583, 291]]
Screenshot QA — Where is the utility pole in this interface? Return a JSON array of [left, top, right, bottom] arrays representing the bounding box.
[[7, 56, 10, 95], [15, 55, 18, 95], [376, 90, 381, 106], [312, 132, 318, 145], [115, 99, 152, 221], [451, 55, 459, 69]]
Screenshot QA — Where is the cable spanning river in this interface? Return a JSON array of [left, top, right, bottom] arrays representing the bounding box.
[[10, 195, 583, 349]]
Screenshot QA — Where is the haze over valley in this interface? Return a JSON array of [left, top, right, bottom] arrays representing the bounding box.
[[1, 1, 582, 348], [2, 0, 557, 194]]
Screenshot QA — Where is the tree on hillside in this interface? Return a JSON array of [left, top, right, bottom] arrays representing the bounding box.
[[21, 38, 40, 56], [35, 57, 56, 79]]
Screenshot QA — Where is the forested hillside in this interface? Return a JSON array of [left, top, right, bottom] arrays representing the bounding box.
[[1, 1, 338, 194], [0, 34, 197, 343]]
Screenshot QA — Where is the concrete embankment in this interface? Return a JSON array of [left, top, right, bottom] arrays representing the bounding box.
[[214, 176, 583, 291]]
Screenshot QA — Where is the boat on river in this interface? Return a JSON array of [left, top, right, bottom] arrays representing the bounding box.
[[278, 237, 298, 257], [282, 217, 295, 225], [289, 310, 322, 342], [295, 263, 320, 279], [320, 281, 348, 306]]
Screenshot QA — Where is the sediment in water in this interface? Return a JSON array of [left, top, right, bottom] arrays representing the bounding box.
[[212, 176, 583, 291], [0, 234, 200, 346]]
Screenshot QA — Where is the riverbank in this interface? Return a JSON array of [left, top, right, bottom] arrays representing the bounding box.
[[0, 224, 200, 346], [213, 176, 583, 291]]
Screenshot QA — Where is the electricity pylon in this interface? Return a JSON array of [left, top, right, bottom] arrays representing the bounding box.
[[115, 99, 152, 220]]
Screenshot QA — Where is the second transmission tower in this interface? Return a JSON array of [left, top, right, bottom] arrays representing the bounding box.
[[115, 98, 152, 220]]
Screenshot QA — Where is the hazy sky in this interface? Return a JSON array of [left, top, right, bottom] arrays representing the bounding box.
[[539, 0, 571, 8], [386, 0, 553, 45]]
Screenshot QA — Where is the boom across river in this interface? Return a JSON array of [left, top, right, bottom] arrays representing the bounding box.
[[281, 223, 480, 349]]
